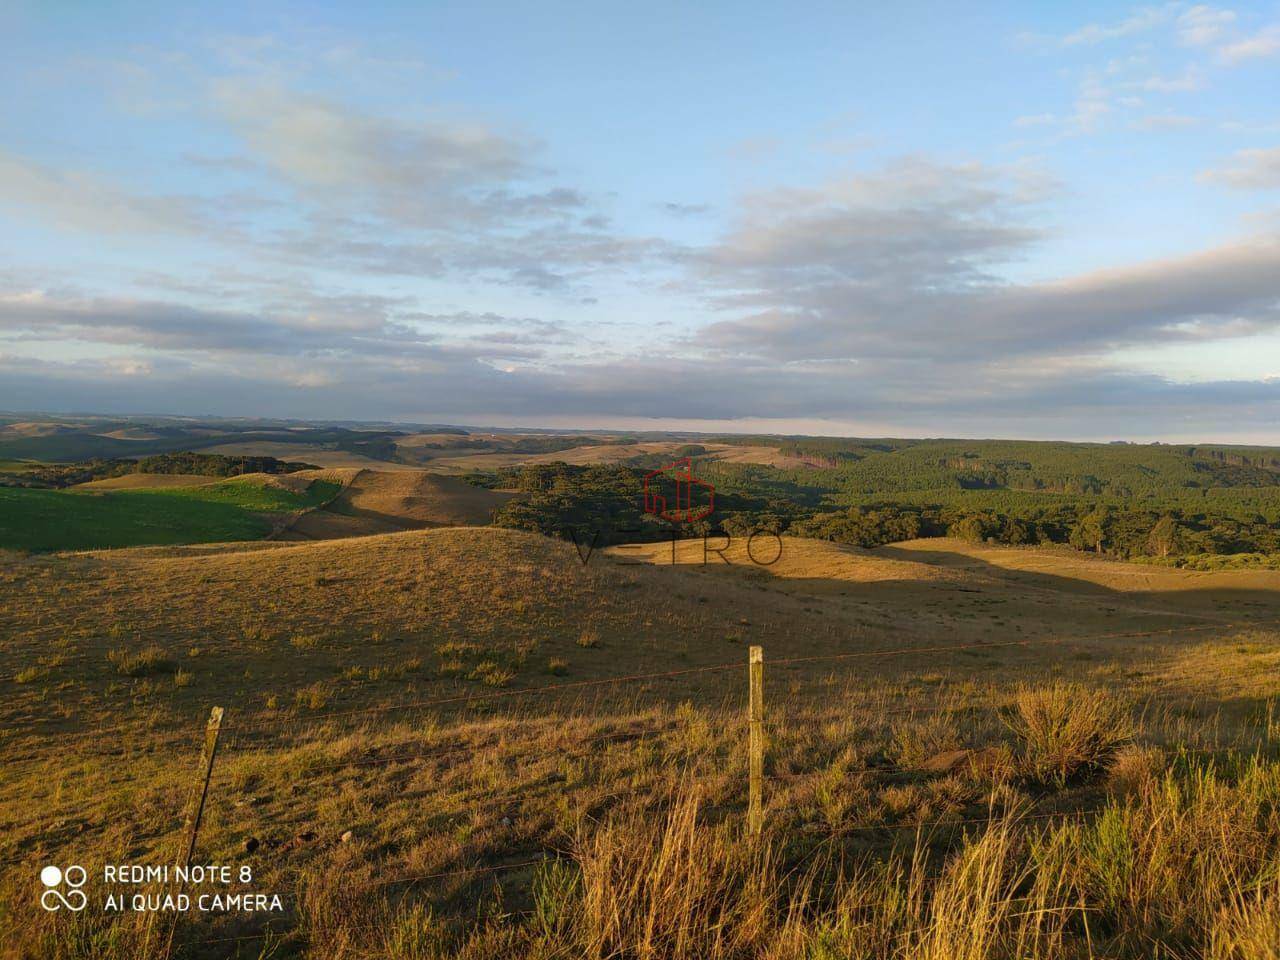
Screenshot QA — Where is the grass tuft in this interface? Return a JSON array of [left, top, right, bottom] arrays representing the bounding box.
[[1006, 682, 1132, 787], [106, 646, 176, 677]]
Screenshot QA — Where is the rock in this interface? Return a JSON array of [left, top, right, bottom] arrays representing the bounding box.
[[920, 749, 972, 774], [500, 817, 512, 827], [920, 748, 1008, 777], [340, 830, 354, 844], [277, 830, 319, 855]]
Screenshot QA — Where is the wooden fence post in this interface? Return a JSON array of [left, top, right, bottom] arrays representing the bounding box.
[[163, 705, 224, 960], [180, 706, 224, 869], [748, 646, 764, 838]]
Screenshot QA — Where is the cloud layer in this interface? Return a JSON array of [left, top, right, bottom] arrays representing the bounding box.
[[2, 7, 1279, 441]]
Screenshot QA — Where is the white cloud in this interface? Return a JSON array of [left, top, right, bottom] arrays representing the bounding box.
[[0, 151, 205, 235], [211, 79, 553, 228], [689, 158, 1280, 369], [1131, 112, 1200, 130], [1062, 5, 1176, 46], [1137, 66, 1205, 91], [0, 288, 564, 363], [1219, 23, 1280, 62], [1177, 5, 1237, 46], [1200, 146, 1280, 187]]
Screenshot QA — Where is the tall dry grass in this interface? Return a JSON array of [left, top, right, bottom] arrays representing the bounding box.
[[1005, 682, 1133, 787], [264, 752, 1279, 960]]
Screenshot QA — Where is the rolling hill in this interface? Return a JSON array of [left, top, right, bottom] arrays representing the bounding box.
[[4, 526, 1280, 957], [280, 469, 519, 540], [0, 474, 340, 551]]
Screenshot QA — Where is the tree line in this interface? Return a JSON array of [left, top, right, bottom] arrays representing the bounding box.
[[482, 462, 1280, 564]]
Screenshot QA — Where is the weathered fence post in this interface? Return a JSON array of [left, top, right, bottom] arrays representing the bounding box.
[[748, 646, 764, 838], [163, 705, 224, 960], [181, 706, 224, 869]]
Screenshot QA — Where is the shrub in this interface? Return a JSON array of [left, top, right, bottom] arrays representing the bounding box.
[[107, 646, 176, 677], [438, 659, 466, 679], [891, 711, 965, 767], [471, 661, 515, 687], [1006, 683, 1132, 787], [294, 681, 332, 710]]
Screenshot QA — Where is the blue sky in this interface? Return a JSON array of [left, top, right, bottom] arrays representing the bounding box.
[[1, 1, 1278, 441]]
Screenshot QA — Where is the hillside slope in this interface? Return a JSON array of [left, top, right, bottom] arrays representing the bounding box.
[[283, 469, 517, 539], [73, 472, 221, 489], [0, 474, 338, 552], [6, 529, 1280, 748], [6, 530, 1280, 957]]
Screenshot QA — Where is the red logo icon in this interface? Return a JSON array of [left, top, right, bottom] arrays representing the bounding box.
[[642, 457, 714, 524]]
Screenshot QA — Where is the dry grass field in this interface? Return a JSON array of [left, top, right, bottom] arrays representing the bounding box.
[[278, 471, 517, 540], [198, 434, 828, 474], [403, 439, 816, 473], [200, 443, 424, 472], [2, 531, 1279, 958], [73, 474, 223, 490]]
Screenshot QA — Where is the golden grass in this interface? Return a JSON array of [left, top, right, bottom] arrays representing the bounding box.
[[72, 474, 222, 490], [3, 531, 1280, 957]]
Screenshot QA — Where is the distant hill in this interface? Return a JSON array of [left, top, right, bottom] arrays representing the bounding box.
[[281, 469, 518, 540], [0, 474, 339, 551], [0, 451, 319, 489]]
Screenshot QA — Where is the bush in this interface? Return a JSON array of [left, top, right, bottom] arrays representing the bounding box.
[[1005, 683, 1132, 787], [471, 661, 515, 687], [107, 646, 176, 677]]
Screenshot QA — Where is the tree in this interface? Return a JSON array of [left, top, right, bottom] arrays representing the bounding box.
[[1145, 515, 1182, 558], [1070, 507, 1109, 554], [1002, 517, 1031, 545], [949, 515, 990, 543]]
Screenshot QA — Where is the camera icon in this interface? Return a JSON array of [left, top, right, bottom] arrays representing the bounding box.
[[40, 865, 88, 912]]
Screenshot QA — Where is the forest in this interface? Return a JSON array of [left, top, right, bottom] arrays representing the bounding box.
[[488, 439, 1280, 567], [0, 452, 318, 488]]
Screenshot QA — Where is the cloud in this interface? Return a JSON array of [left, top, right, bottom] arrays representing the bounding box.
[[6, 36, 1279, 440], [1062, 5, 1176, 46], [4, 168, 1280, 440], [0, 151, 207, 235], [682, 157, 1280, 375], [660, 201, 713, 217], [695, 227, 1280, 364], [1136, 66, 1205, 92], [1014, 113, 1059, 127], [696, 159, 1046, 292], [0, 289, 563, 362], [212, 80, 579, 230], [200, 81, 670, 290], [1201, 147, 1280, 188], [0, 74, 667, 294], [1219, 23, 1280, 62], [3, 341, 1278, 441], [1130, 112, 1200, 130], [1177, 5, 1236, 46]]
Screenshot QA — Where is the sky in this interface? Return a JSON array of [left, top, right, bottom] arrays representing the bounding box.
[[1, 1, 1279, 442]]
